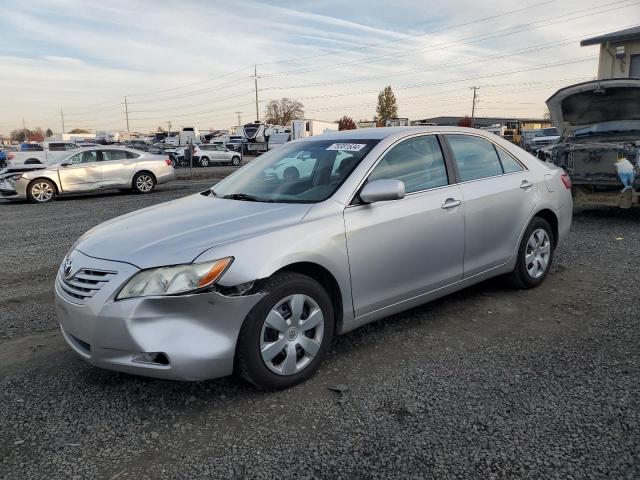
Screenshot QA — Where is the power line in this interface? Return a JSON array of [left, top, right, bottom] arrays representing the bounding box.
[[260, 1, 638, 82], [255, 0, 555, 67]]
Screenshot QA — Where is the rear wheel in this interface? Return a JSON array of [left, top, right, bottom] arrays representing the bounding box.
[[231, 156, 241, 166], [507, 216, 555, 289], [199, 156, 210, 167], [27, 179, 56, 203], [235, 272, 334, 389], [132, 172, 155, 194]]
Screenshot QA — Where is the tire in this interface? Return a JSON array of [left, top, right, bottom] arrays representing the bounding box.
[[27, 179, 56, 203], [132, 171, 155, 194], [235, 272, 334, 390], [199, 157, 209, 168], [507, 216, 555, 289], [231, 156, 241, 166]]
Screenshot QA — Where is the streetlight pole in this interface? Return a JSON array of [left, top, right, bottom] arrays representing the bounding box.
[[470, 86, 479, 128]]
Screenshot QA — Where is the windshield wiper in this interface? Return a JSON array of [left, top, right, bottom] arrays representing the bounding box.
[[222, 193, 269, 202]]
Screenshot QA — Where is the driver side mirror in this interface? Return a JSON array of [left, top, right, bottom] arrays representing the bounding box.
[[359, 179, 405, 204], [60, 161, 71, 167]]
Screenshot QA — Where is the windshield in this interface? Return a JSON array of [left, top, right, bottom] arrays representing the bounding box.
[[212, 139, 380, 203], [572, 120, 640, 138]]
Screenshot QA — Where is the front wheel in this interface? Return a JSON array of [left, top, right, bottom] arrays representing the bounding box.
[[235, 272, 334, 389], [507, 216, 555, 289], [132, 172, 155, 194], [199, 157, 209, 167], [27, 179, 56, 203], [231, 156, 241, 166]]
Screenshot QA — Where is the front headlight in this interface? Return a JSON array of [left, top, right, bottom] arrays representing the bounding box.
[[116, 257, 233, 300]]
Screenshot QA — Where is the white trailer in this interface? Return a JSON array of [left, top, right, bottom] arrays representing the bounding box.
[[291, 120, 339, 140]]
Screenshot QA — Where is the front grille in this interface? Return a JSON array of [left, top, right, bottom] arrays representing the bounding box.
[[59, 268, 116, 302]]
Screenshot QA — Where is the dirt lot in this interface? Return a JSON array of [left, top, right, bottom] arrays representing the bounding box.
[[0, 177, 638, 479]]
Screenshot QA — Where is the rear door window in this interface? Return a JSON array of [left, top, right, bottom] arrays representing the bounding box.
[[495, 146, 524, 173], [446, 135, 504, 182], [101, 150, 128, 161]]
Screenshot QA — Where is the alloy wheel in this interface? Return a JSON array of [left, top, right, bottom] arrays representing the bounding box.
[[259, 294, 324, 376], [525, 228, 551, 279], [31, 182, 54, 202], [136, 174, 153, 192]]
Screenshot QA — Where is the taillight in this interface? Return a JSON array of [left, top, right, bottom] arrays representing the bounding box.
[[8, 152, 15, 160], [165, 158, 172, 166], [560, 173, 571, 189]]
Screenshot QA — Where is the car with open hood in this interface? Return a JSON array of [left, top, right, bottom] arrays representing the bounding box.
[[55, 126, 572, 389], [541, 78, 640, 208]]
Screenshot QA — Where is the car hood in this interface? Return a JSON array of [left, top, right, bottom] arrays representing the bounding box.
[[0, 164, 48, 178], [74, 192, 313, 269], [546, 78, 640, 136]]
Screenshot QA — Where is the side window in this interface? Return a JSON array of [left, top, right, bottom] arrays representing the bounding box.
[[68, 151, 98, 164], [125, 151, 140, 159], [495, 146, 523, 173], [367, 135, 448, 193], [101, 150, 128, 161], [446, 135, 503, 182], [65, 143, 78, 150]]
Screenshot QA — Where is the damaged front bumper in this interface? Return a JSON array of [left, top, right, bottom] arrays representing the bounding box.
[[55, 250, 266, 381], [544, 141, 640, 208]]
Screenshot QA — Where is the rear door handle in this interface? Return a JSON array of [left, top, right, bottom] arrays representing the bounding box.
[[441, 198, 462, 209], [520, 180, 534, 189]]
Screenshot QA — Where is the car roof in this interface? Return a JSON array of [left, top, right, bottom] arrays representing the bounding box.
[[298, 126, 487, 141]]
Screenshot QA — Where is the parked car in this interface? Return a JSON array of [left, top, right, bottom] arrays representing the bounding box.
[[193, 144, 242, 167], [124, 140, 150, 151], [55, 127, 572, 388], [0, 148, 6, 168], [7, 141, 80, 166], [0, 146, 174, 203], [542, 78, 640, 208], [529, 127, 559, 154]]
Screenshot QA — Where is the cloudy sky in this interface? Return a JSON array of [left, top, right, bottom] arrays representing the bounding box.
[[1, 0, 638, 134]]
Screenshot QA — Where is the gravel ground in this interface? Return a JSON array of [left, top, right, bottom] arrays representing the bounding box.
[[0, 176, 638, 479]]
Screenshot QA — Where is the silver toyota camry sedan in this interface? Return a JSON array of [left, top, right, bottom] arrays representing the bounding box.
[[0, 146, 174, 203], [55, 127, 572, 389]]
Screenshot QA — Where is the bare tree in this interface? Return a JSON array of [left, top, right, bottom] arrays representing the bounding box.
[[264, 98, 305, 125]]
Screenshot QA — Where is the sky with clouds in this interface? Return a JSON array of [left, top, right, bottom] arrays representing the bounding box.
[[1, 0, 639, 134]]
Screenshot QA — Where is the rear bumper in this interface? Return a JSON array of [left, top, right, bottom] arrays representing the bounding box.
[[55, 250, 265, 381], [156, 168, 175, 185], [555, 197, 573, 247]]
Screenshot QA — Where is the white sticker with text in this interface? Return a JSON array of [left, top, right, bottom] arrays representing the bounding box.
[[326, 143, 366, 152]]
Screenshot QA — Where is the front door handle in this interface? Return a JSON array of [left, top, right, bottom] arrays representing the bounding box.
[[520, 180, 534, 189], [441, 198, 462, 209]]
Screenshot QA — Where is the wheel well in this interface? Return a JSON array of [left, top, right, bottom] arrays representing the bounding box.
[[133, 170, 156, 186], [277, 262, 343, 330], [28, 177, 58, 194], [25, 158, 42, 165], [533, 209, 559, 246]]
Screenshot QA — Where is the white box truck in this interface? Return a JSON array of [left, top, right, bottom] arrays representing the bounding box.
[[291, 120, 339, 140]]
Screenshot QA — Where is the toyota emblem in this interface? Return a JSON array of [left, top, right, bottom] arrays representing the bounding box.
[[63, 257, 73, 278]]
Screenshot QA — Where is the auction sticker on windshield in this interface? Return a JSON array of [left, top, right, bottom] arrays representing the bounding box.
[[326, 143, 366, 151]]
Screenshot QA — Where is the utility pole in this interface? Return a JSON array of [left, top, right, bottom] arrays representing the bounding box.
[[124, 96, 130, 136], [470, 87, 479, 128], [253, 65, 259, 123], [22, 118, 26, 142], [167, 120, 171, 134], [235, 111, 242, 127], [60, 108, 65, 134]]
